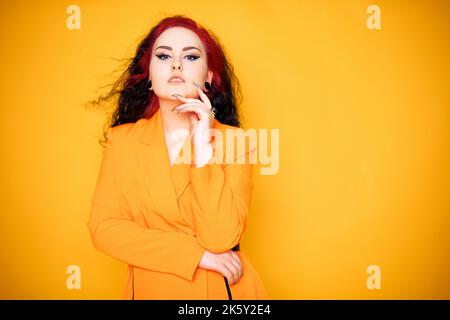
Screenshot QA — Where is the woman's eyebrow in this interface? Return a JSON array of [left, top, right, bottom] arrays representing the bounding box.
[[155, 45, 201, 52]]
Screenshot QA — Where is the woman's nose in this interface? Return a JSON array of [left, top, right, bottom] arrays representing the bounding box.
[[172, 61, 182, 70]]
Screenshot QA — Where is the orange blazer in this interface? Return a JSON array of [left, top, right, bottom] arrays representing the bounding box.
[[87, 107, 269, 299]]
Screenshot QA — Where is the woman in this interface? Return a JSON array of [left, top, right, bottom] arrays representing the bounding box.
[[87, 15, 269, 300]]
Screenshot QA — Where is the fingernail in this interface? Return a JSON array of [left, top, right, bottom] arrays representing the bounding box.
[[192, 81, 202, 89]]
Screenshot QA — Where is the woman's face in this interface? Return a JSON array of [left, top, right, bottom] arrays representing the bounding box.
[[149, 27, 213, 102]]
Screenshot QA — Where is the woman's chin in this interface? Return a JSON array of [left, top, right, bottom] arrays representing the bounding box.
[[156, 92, 183, 100], [165, 90, 197, 99]]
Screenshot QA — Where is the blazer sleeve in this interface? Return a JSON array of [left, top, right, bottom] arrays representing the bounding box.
[[87, 127, 205, 281], [188, 134, 257, 253]]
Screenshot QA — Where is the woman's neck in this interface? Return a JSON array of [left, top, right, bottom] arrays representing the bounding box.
[[158, 98, 191, 133]]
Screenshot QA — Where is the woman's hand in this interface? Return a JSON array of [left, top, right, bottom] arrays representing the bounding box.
[[198, 250, 243, 285], [172, 82, 215, 166]]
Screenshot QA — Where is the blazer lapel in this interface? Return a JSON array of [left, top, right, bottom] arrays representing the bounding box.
[[170, 156, 191, 200], [137, 107, 222, 219], [137, 108, 180, 221], [169, 115, 222, 200]]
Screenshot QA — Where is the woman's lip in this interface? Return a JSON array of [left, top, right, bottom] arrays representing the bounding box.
[[168, 80, 185, 84], [168, 77, 185, 82]]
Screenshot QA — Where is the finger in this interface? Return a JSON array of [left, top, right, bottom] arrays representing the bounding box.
[[194, 86, 216, 116], [175, 98, 215, 118], [175, 104, 207, 118], [221, 265, 235, 285], [172, 94, 203, 106], [174, 91, 213, 114], [227, 263, 240, 285], [230, 252, 243, 278], [174, 100, 212, 116], [230, 251, 241, 263], [232, 252, 243, 280], [225, 264, 239, 285], [175, 104, 214, 120], [229, 256, 242, 280], [195, 85, 212, 109]]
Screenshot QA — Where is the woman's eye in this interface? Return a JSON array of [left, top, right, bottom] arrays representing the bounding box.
[[185, 55, 200, 61], [156, 54, 170, 60]]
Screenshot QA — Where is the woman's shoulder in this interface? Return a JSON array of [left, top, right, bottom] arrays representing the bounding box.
[[109, 118, 147, 138], [105, 118, 148, 148]]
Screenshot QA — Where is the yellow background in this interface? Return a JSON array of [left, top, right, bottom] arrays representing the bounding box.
[[0, 0, 448, 299]]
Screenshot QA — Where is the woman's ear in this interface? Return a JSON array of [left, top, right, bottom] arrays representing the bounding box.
[[207, 70, 213, 84]]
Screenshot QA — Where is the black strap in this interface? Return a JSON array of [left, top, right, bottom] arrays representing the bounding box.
[[132, 266, 135, 300], [224, 277, 233, 300]]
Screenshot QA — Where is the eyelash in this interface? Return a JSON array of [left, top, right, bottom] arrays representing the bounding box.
[[156, 54, 200, 61]]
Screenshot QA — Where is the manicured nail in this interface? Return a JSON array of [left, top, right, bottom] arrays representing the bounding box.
[[192, 81, 202, 89]]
